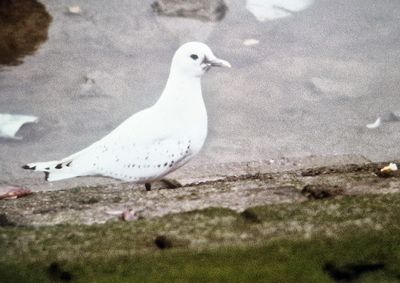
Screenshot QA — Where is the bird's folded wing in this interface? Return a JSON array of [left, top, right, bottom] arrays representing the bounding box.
[[61, 106, 183, 164]]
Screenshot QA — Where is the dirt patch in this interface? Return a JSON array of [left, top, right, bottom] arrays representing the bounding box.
[[324, 262, 385, 282], [47, 262, 73, 282], [301, 184, 343, 200], [240, 208, 261, 223], [0, 0, 51, 66], [0, 213, 15, 227], [154, 235, 173, 249]]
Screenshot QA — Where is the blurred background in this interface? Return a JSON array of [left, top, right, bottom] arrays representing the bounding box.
[[1, 0, 400, 184]]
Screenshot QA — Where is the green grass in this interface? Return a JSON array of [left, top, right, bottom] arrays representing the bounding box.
[[1, 231, 399, 283], [1, 194, 400, 282]]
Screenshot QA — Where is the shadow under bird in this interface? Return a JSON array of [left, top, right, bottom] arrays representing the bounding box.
[[22, 42, 231, 191]]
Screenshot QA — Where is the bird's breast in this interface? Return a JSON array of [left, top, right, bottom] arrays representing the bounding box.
[[156, 83, 208, 155], [179, 101, 208, 155]]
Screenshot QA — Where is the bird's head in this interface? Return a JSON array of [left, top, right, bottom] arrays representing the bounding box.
[[170, 42, 231, 77]]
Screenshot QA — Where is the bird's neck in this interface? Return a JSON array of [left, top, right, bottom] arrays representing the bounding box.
[[155, 71, 203, 109], [154, 70, 208, 146]]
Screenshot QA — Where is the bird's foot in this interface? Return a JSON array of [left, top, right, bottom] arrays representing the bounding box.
[[160, 178, 182, 189]]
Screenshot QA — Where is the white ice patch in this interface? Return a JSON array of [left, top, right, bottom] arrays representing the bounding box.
[[0, 114, 38, 140], [366, 117, 381, 129], [243, 38, 260, 46], [68, 5, 82, 14], [246, 0, 314, 21]]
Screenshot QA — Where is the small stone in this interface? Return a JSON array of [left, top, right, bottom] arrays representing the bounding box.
[[121, 209, 141, 221], [380, 162, 398, 173], [308, 77, 353, 97], [160, 178, 182, 189], [301, 168, 323, 177], [376, 163, 399, 178], [382, 111, 400, 122], [78, 71, 129, 97], [78, 197, 99, 205], [151, 0, 228, 22], [389, 111, 400, 121]]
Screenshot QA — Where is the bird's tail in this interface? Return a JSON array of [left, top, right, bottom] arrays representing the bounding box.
[[22, 159, 77, 182]]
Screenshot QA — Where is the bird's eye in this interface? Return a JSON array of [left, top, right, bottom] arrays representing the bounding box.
[[190, 54, 198, 60]]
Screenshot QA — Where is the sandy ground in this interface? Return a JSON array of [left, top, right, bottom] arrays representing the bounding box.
[[1, 0, 400, 186]]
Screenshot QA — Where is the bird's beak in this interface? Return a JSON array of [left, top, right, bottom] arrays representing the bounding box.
[[203, 56, 231, 68]]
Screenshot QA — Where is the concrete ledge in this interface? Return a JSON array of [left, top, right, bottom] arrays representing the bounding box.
[[2, 154, 398, 227], [7, 154, 370, 192]]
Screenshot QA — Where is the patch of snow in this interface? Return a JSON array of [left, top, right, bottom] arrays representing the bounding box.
[[0, 114, 38, 140], [366, 117, 381, 129]]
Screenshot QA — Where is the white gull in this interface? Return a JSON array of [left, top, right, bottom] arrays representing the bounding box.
[[23, 42, 231, 190]]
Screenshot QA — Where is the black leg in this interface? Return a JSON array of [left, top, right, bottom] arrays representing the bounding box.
[[145, 183, 151, 191]]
